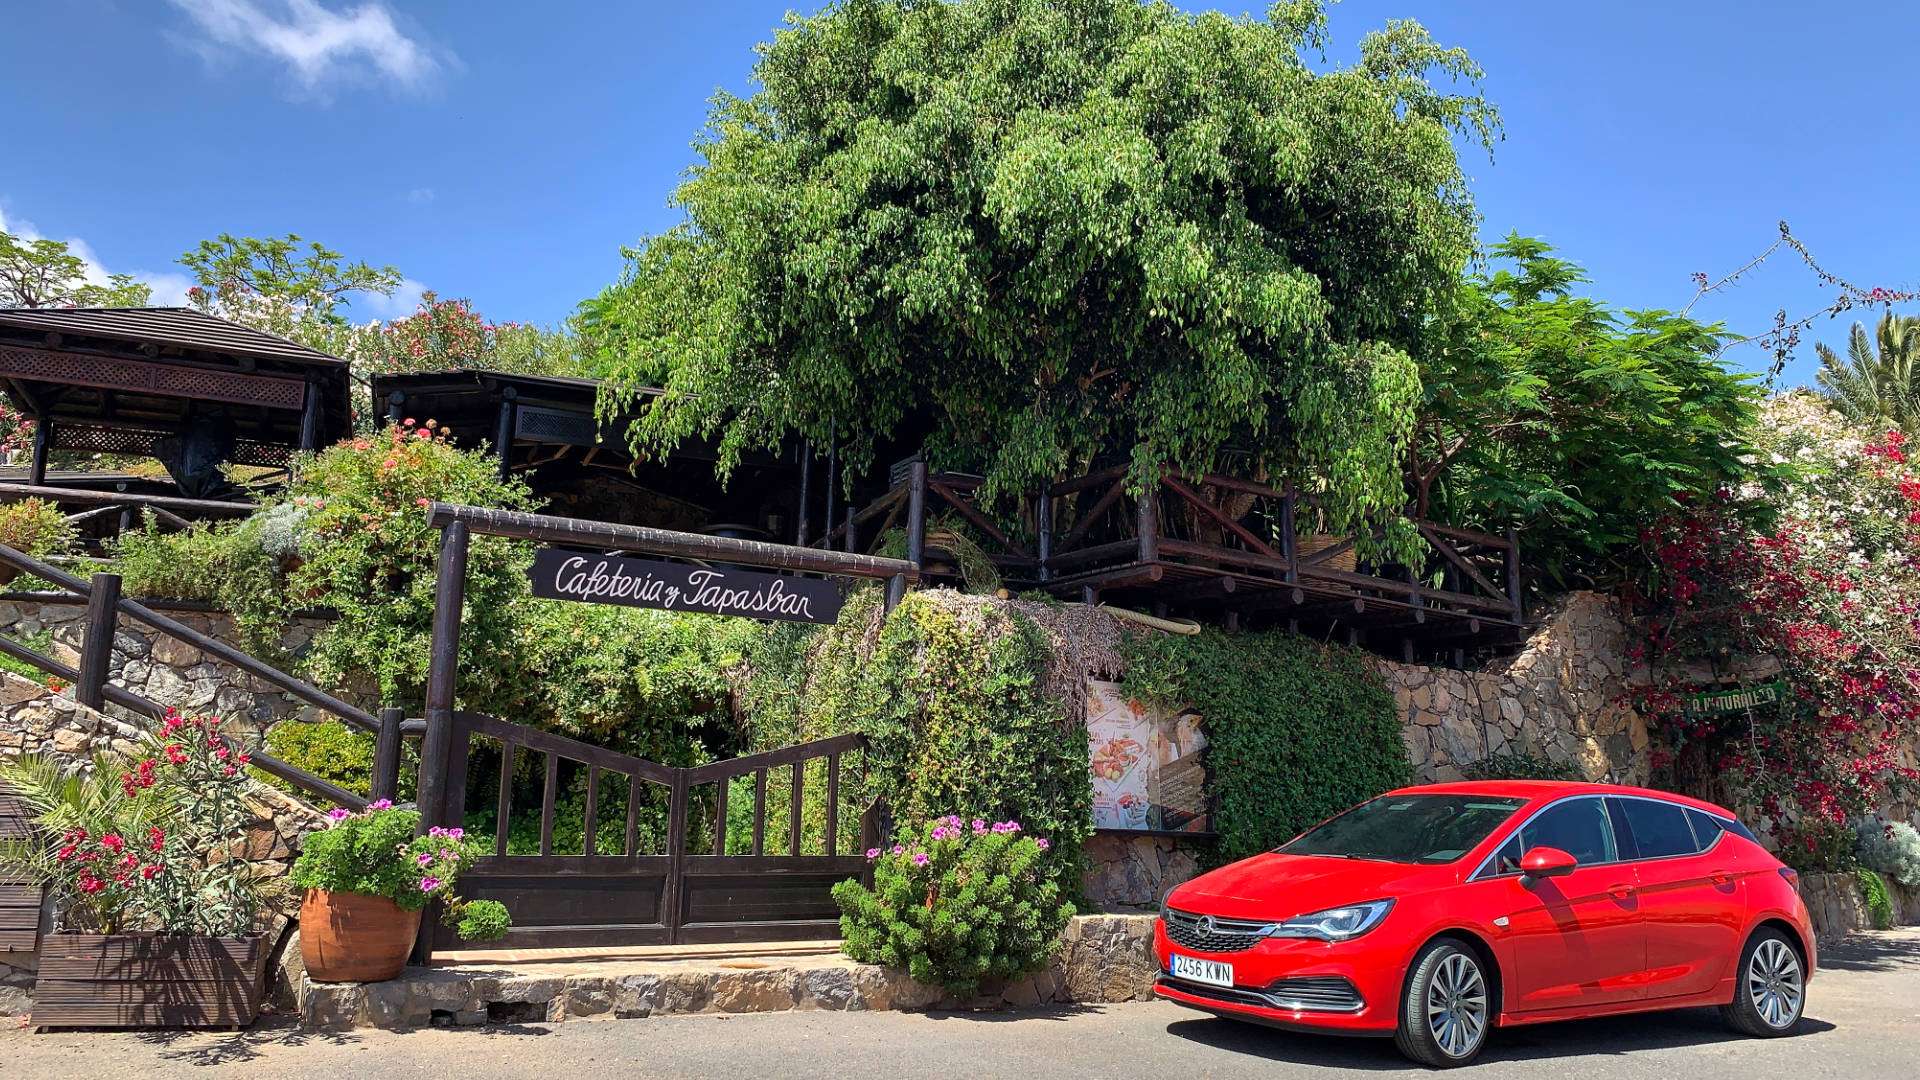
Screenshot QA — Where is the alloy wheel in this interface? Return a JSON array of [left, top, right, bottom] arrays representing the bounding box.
[[1746, 937, 1804, 1029], [1425, 951, 1489, 1058]]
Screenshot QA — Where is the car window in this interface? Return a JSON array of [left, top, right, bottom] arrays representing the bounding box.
[[1490, 833, 1524, 875], [1618, 798, 1701, 859], [1685, 808, 1729, 851], [1277, 795, 1527, 864], [1519, 797, 1617, 866]]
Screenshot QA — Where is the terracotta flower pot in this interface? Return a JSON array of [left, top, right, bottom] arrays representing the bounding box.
[[300, 888, 423, 983]]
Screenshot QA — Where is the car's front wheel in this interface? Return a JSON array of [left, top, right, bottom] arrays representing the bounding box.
[[1722, 927, 1806, 1037], [1395, 938, 1493, 1068]]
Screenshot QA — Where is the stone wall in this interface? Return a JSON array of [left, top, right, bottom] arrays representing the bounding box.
[[0, 598, 347, 733], [1799, 872, 1920, 942], [1081, 832, 1203, 913], [1379, 592, 1653, 785]]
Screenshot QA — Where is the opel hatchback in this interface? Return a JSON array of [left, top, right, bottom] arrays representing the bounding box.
[[1153, 781, 1815, 1068]]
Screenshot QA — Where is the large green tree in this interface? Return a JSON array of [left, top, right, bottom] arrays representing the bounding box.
[[1815, 312, 1920, 433], [586, 0, 1498, 533], [1414, 236, 1762, 590], [0, 230, 153, 308]]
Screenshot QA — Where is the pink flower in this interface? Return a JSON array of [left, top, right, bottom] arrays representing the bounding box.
[[891, 845, 905, 856], [419, 877, 442, 892], [448, 828, 464, 841], [1036, 838, 1049, 850], [369, 799, 393, 810], [911, 853, 930, 867], [416, 853, 433, 867], [866, 848, 881, 859], [328, 808, 351, 822]]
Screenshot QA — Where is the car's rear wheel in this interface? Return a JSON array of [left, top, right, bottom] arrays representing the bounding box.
[[1395, 938, 1492, 1068], [1722, 927, 1806, 1037]]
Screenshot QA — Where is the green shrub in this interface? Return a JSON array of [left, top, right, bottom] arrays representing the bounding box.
[[1463, 751, 1580, 782], [0, 497, 76, 558], [289, 805, 510, 941], [833, 816, 1070, 995], [0, 628, 56, 684], [113, 519, 291, 657], [1124, 628, 1410, 864], [1777, 819, 1859, 873], [1855, 816, 1920, 889], [260, 721, 418, 801], [1858, 868, 1895, 930]]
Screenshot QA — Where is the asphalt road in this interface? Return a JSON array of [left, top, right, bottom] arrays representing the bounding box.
[[3, 930, 1915, 1079]]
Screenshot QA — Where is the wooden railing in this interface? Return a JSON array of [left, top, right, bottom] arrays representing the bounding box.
[[427, 711, 875, 950], [0, 481, 256, 542], [0, 541, 373, 809]]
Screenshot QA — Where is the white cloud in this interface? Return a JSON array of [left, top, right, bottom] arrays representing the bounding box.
[[359, 277, 427, 319], [165, 0, 447, 97], [0, 204, 190, 306], [406, 187, 435, 205]]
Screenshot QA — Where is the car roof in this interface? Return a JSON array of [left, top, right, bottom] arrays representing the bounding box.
[[1385, 779, 1737, 818]]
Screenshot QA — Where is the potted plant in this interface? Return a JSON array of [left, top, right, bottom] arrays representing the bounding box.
[[0, 711, 279, 1030], [290, 805, 510, 983]]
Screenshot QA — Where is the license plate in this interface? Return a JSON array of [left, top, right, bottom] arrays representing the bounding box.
[[1170, 953, 1233, 988]]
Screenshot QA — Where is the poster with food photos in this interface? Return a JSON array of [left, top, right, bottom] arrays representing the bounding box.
[[1086, 680, 1209, 832]]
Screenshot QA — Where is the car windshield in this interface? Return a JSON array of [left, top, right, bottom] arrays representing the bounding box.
[[1278, 794, 1529, 865]]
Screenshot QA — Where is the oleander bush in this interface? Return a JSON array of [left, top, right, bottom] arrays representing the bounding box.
[[833, 816, 1070, 995], [1855, 816, 1920, 889]]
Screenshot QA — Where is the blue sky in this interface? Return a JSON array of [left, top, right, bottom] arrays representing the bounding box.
[[3, 1, 1913, 388]]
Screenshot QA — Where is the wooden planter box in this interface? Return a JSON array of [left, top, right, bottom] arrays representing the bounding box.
[[30, 933, 270, 1030]]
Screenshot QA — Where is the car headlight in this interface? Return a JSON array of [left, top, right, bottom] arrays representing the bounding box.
[[1268, 899, 1395, 942]]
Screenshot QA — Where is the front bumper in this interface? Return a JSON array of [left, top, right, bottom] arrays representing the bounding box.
[[1151, 917, 1402, 1034]]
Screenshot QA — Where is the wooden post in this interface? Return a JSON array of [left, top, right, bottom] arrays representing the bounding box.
[[795, 439, 813, 546], [28, 417, 50, 487], [1136, 478, 1158, 564], [1035, 484, 1052, 582], [886, 461, 927, 612], [417, 521, 470, 831], [663, 769, 690, 943], [298, 381, 322, 452], [370, 707, 404, 805], [823, 426, 838, 549], [494, 396, 516, 482], [1505, 528, 1524, 620], [76, 572, 121, 711], [1279, 488, 1298, 586]]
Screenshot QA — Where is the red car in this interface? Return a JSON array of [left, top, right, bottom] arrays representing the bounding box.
[[1154, 781, 1814, 1068]]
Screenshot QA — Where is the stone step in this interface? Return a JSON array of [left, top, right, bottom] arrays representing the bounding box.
[[295, 914, 1158, 1031]]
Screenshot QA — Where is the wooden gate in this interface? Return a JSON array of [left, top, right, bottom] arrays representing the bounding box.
[[430, 712, 876, 952]]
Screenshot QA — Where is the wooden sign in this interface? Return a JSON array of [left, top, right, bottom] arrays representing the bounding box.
[[1682, 680, 1787, 716], [528, 548, 844, 624]]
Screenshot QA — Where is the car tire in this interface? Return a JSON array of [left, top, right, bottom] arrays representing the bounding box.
[[1394, 937, 1494, 1068], [1721, 927, 1806, 1037]]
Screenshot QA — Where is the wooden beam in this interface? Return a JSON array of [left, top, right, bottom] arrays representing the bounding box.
[[1418, 524, 1506, 601], [1161, 475, 1279, 559], [1047, 465, 1127, 497], [426, 502, 918, 582], [1058, 477, 1126, 553], [0, 482, 255, 516], [929, 479, 1031, 558]]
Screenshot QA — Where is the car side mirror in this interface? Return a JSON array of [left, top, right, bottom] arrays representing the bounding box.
[[1520, 846, 1578, 879]]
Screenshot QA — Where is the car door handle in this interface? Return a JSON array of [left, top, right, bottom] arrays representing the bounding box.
[[1608, 883, 1636, 899], [1708, 870, 1734, 885]]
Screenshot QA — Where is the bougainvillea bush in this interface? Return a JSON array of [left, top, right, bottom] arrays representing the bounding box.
[[832, 816, 1071, 995], [1633, 394, 1920, 862], [289, 804, 510, 942], [0, 712, 271, 936]]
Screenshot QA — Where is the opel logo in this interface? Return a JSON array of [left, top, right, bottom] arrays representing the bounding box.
[[1197, 916, 1216, 935]]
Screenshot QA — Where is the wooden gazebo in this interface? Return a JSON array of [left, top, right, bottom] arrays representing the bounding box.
[[0, 307, 353, 498]]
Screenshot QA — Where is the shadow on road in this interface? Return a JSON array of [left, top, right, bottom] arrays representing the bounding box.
[[134, 1018, 362, 1067], [1164, 1008, 1837, 1070], [1815, 931, 1920, 974]]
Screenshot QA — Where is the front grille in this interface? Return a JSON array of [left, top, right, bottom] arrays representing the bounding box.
[[1163, 907, 1271, 954], [1159, 974, 1365, 1014]]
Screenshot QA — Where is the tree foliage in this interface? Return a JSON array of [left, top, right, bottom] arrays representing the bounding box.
[[1816, 312, 1920, 434], [1416, 236, 1762, 590], [0, 230, 153, 309], [181, 232, 401, 333], [588, 0, 1497, 534]]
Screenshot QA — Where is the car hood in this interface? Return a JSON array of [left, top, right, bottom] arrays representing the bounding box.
[[1166, 853, 1449, 921]]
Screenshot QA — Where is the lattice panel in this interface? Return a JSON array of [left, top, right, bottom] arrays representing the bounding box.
[[51, 424, 162, 457], [516, 405, 600, 446], [232, 439, 293, 468], [0, 345, 306, 410]]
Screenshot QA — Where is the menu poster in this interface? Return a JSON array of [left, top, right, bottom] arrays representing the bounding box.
[[1086, 680, 1210, 833]]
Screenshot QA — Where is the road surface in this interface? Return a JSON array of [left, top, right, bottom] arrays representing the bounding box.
[[2, 929, 1915, 1079]]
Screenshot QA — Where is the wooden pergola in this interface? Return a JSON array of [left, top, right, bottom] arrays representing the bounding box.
[[0, 307, 352, 498]]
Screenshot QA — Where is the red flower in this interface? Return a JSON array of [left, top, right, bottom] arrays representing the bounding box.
[[100, 834, 124, 854], [148, 826, 165, 852]]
